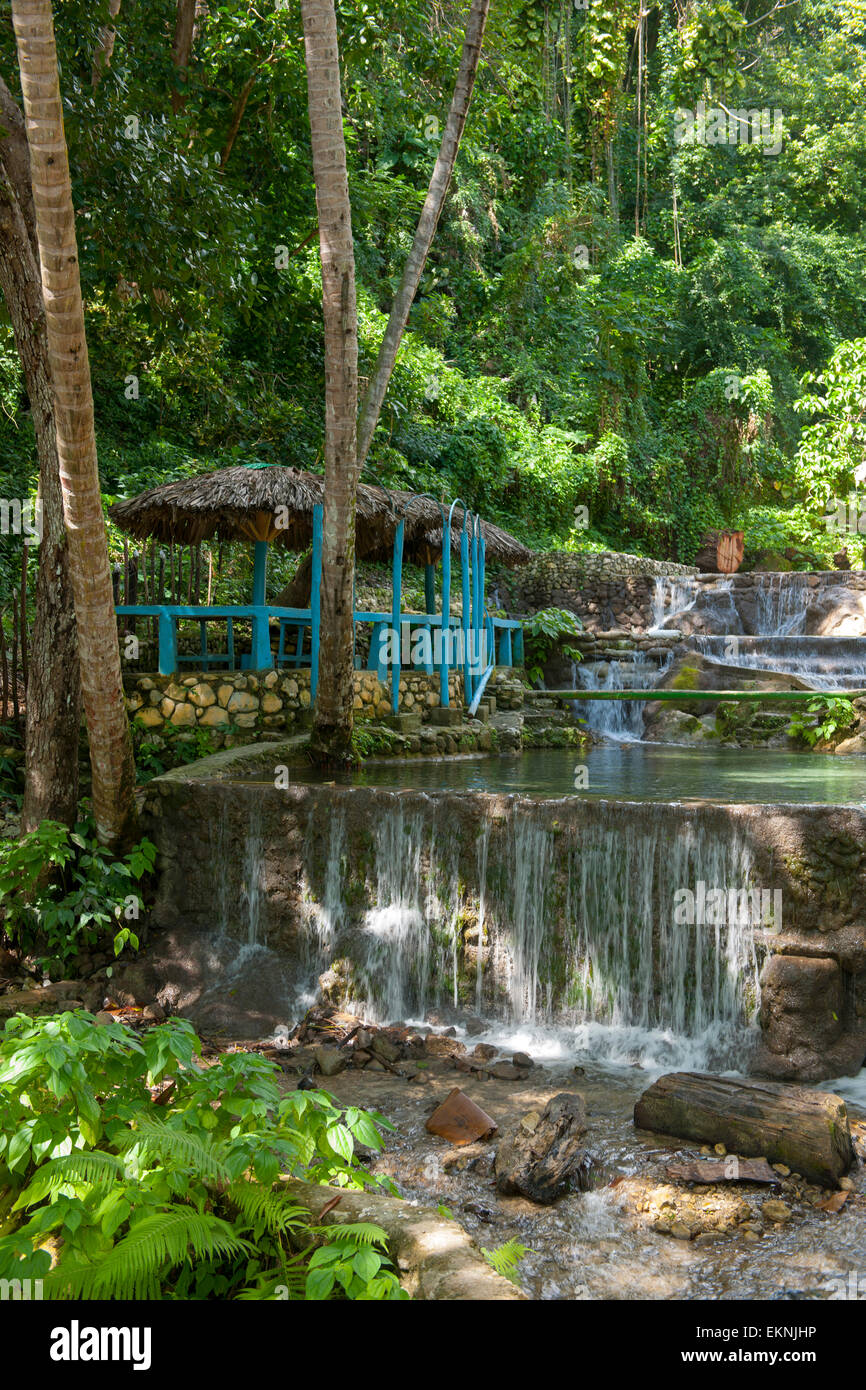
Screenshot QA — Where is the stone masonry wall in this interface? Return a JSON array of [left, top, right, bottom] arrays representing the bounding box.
[[125, 667, 464, 749], [497, 551, 698, 631]]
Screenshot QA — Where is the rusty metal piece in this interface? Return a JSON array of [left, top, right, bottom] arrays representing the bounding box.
[[425, 1088, 498, 1146]]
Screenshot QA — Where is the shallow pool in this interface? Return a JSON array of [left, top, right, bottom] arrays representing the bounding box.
[[238, 742, 866, 805]]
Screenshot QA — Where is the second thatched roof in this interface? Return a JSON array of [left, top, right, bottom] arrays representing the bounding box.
[[108, 465, 531, 567]]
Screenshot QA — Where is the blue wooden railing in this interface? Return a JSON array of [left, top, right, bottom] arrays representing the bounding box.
[[116, 501, 524, 710]]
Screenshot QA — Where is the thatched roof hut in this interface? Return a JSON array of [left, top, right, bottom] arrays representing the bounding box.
[[108, 465, 531, 567]]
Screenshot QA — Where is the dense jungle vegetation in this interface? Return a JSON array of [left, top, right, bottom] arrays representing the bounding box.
[[2, 0, 866, 584]]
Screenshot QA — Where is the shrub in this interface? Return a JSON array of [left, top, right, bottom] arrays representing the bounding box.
[[0, 1012, 407, 1301], [0, 815, 156, 973]]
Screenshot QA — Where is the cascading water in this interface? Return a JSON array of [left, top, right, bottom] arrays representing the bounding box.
[[311, 798, 762, 1069], [692, 634, 866, 690], [351, 800, 463, 1023], [651, 575, 698, 629], [301, 810, 346, 971], [239, 804, 263, 948], [561, 813, 759, 1066], [573, 651, 671, 741], [754, 572, 812, 636]]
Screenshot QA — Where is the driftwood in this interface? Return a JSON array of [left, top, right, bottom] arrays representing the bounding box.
[[634, 1072, 853, 1187], [495, 1093, 591, 1204], [665, 1158, 778, 1185]]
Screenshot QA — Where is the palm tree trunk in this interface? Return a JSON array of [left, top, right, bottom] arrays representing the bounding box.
[[356, 0, 490, 468], [0, 76, 80, 830], [12, 0, 137, 846], [300, 0, 359, 763]]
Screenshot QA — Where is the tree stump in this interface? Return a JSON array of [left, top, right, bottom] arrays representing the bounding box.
[[495, 1093, 592, 1203], [634, 1072, 853, 1186], [694, 529, 745, 573]]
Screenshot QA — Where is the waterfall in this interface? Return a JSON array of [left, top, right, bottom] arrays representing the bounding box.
[[239, 803, 263, 948], [475, 823, 490, 1013], [560, 814, 758, 1043], [310, 796, 761, 1067], [301, 810, 346, 970], [693, 634, 866, 690], [353, 800, 463, 1023], [508, 813, 553, 1022], [754, 573, 811, 636], [573, 651, 670, 740], [651, 575, 698, 628]]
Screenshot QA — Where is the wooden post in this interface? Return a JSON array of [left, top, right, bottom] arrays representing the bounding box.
[[391, 520, 404, 714], [460, 525, 471, 706], [252, 539, 269, 605], [424, 562, 436, 615], [310, 504, 323, 703], [440, 520, 451, 707], [157, 608, 177, 676]]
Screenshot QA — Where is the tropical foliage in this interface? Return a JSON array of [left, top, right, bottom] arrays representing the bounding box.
[[0, 1012, 406, 1300], [2, 0, 866, 613]]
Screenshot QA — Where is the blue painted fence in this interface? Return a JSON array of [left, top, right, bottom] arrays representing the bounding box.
[[116, 502, 524, 705]]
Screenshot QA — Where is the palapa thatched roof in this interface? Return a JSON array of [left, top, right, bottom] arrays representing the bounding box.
[[108, 465, 531, 568]]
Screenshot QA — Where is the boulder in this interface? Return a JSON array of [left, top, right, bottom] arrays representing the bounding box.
[[495, 1092, 592, 1204], [486, 1061, 530, 1082], [312, 1046, 347, 1078], [424, 1034, 467, 1059]]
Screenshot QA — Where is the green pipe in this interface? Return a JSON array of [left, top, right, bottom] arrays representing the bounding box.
[[550, 688, 866, 702]]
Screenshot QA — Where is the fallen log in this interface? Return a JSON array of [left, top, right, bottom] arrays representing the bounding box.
[[495, 1093, 592, 1204], [634, 1072, 853, 1187]]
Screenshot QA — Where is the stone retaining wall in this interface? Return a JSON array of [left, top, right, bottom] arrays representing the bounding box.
[[134, 773, 866, 1082], [497, 551, 697, 631], [125, 667, 464, 749]]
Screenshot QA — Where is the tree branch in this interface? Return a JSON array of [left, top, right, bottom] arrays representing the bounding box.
[[356, 0, 490, 469]]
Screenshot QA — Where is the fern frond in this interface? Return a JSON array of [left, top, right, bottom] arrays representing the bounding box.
[[312, 1221, 389, 1248], [116, 1114, 232, 1188], [15, 1151, 124, 1209], [45, 1206, 252, 1300], [481, 1239, 530, 1283], [226, 1181, 309, 1237]]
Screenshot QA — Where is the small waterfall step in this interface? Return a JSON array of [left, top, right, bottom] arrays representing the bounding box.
[[692, 635, 866, 690]]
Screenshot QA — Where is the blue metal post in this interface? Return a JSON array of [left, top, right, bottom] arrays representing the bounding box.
[[470, 523, 480, 681], [391, 521, 404, 714], [157, 608, 177, 676], [440, 523, 451, 707], [310, 504, 323, 703], [252, 540, 268, 605], [424, 563, 436, 615], [478, 534, 487, 668]]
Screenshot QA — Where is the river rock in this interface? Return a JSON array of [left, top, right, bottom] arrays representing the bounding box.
[[486, 1061, 530, 1082], [312, 1046, 346, 1077], [370, 1033, 403, 1064], [425, 1034, 467, 1059], [634, 1072, 853, 1186], [494, 1092, 592, 1204]]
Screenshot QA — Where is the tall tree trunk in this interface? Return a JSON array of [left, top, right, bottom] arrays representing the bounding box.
[[356, 0, 490, 467], [0, 77, 80, 830], [91, 0, 122, 89], [170, 0, 197, 112], [300, 0, 359, 763], [12, 0, 137, 847]]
